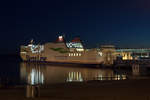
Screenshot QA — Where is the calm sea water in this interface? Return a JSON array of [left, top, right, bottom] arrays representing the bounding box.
[[1, 55, 150, 86]]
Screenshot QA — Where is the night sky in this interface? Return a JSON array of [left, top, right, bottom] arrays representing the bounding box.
[[1, 0, 150, 54]]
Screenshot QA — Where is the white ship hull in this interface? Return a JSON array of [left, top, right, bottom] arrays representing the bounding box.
[[20, 42, 104, 65]]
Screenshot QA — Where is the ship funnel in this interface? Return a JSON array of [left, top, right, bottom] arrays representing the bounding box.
[[30, 39, 34, 44], [56, 35, 65, 43]]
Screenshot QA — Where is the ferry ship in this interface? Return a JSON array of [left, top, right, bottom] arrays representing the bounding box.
[[20, 36, 116, 65]]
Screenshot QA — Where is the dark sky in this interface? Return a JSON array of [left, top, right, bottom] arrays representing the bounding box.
[[1, 0, 150, 54]]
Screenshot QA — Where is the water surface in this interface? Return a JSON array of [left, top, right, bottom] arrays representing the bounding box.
[[20, 62, 127, 85], [1, 55, 150, 85]]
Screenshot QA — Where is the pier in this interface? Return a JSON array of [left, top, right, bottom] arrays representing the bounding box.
[[114, 59, 150, 67]]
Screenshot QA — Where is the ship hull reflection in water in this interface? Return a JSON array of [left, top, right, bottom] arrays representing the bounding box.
[[20, 62, 127, 85]]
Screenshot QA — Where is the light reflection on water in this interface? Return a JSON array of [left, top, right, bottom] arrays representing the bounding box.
[[20, 62, 127, 85]]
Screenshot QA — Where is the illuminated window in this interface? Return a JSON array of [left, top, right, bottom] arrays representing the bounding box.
[[76, 53, 78, 56], [21, 52, 27, 54], [76, 48, 84, 51], [79, 53, 81, 56], [98, 52, 103, 56], [30, 45, 44, 53], [69, 53, 82, 57], [66, 42, 83, 48]]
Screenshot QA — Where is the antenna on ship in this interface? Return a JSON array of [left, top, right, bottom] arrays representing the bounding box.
[[56, 32, 66, 43], [28, 39, 34, 46], [30, 39, 34, 44]]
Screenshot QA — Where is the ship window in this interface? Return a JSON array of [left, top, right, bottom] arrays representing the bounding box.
[[69, 53, 81, 56], [79, 53, 81, 56], [76, 53, 78, 56], [98, 52, 103, 56]]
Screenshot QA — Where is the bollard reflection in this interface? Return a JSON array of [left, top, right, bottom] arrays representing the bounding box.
[[20, 62, 45, 85], [26, 85, 40, 98], [20, 63, 44, 98]]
